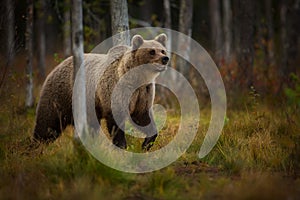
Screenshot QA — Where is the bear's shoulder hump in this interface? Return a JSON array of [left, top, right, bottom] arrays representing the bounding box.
[[107, 45, 130, 61]]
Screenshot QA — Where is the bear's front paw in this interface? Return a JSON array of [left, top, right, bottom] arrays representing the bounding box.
[[112, 134, 127, 149], [142, 134, 157, 151]]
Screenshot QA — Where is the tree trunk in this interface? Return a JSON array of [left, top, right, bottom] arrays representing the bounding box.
[[72, 0, 84, 77], [163, 0, 171, 30], [265, 0, 275, 67], [25, 0, 34, 108], [286, 0, 300, 78], [222, 0, 232, 65], [177, 0, 193, 79], [0, 0, 15, 91], [236, 0, 255, 88], [37, 0, 46, 78], [279, 0, 300, 88], [232, 1, 240, 58], [286, 0, 300, 67], [163, 0, 172, 58], [64, 0, 71, 58], [110, 0, 130, 46], [279, 0, 288, 91], [5, 0, 15, 65], [72, 0, 86, 137], [157, 0, 173, 104], [209, 0, 222, 66], [178, 0, 193, 44]]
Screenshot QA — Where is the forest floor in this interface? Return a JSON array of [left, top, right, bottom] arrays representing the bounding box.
[[0, 71, 300, 199]]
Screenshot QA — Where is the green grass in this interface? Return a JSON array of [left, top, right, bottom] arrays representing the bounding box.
[[0, 86, 300, 199]]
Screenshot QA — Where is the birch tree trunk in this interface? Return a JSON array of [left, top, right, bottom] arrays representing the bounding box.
[[222, 0, 232, 65], [157, 0, 173, 103], [163, 0, 172, 58], [209, 0, 222, 66], [25, 0, 34, 108], [72, 0, 84, 76], [110, 0, 130, 46], [178, 0, 193, 79], [72, 0, 86, 137], [64, 0, 71, 58], [37, 0, 46, 78]]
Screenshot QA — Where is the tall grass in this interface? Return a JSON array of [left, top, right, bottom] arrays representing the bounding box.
[[0, 83, 299, 199]]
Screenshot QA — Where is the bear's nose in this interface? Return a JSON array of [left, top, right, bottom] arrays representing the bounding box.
[[162, 56, 169, 65]]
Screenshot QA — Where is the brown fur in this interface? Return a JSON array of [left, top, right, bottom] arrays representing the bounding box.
[[33, 34, 169, 150]]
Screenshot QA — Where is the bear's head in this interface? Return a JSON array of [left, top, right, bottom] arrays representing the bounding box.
[[130, 33, 169, 73]]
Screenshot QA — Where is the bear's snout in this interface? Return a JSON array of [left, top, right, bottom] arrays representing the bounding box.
[[162, 56, 169, 65]]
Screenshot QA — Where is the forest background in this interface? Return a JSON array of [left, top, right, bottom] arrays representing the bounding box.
[[0, 0, 299, 199]]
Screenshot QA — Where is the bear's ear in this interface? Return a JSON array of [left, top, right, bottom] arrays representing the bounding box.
[[132, 35, 144, 50], [154, 33, 167, 47]]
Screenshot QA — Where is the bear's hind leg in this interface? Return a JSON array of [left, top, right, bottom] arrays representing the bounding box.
[[33, 116, 62, 143], [113, 130, 127, 149]]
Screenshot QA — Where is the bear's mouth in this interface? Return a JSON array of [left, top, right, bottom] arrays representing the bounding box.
[[154, 64, 167, 72]]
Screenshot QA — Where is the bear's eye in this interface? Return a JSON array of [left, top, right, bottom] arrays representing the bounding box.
[[161, 50, 166, 55], [149, 49, 156, 55]]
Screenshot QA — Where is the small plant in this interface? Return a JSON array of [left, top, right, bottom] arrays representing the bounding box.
[[249, 85, 260, 110], [53, 53, 64, 64], [284, 73, 300, 107]]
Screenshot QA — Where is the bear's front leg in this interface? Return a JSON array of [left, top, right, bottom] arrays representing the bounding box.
[[131, 110, 158, 151], [106, 116, 127, 149], [142, 134, 157, 151]]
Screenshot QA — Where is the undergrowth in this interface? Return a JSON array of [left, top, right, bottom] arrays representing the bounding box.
[[0, 84, 299, 199]]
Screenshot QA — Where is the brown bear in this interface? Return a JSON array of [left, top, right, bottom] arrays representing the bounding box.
[[33, 33, 169, 150]]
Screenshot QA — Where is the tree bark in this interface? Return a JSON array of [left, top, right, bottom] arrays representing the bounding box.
[[163, 0, 172, 58], [265, 0, 275, 67], [222, 0, 232, 65], [209, 0, 222, 66], [286, 0, 300, 67], [64, 0, 71, 58], [163, 0, 171, 30], [179, 0, 193, 39], [72, 0, 84, 77], [232, 1, 240, 58], [178, 0, 193, 78], [236, 0, 255, 88], [25, 0, 34, 108], [279, 0, 288, 90], [0, 0, 15, 91], [37, 0, 46, 78], [279, 0, 300, 88], [5, 0, 15, 66], [110, 0, 130, 46], [72, 0, 86, 137]]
